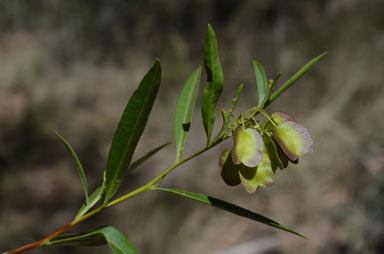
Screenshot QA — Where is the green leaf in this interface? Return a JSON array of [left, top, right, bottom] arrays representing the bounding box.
[[201, 24, 224, 144], [213, 84, 243, 143], [252, 61, 268, 107], [228, 83, 243, 119], [263, 52, 327, 108], [75, 185, 105, 219], [128, 142, 171, 172], [104, 59, 161, 204], [47, 232, 106, 246], [264, 135, 285, 170], [272, 135, 291, 168], [55, 132, 89, 203], [47, 226, 137, 254], [153, 187, 306, 238], [267, 72, 282, 99], [174, 67, 202, 162]]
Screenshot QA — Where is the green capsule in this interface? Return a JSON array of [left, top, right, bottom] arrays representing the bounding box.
[[263, 135, 284, 170], [238, 141, 276, 193], [271, 112, 293, 124], [271, 113, 313, 161], [219, 149, 241, 186], [231, 127, 264, 168]]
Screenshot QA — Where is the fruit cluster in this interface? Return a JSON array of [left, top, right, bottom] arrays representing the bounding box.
[[219, 112, 313, 193]]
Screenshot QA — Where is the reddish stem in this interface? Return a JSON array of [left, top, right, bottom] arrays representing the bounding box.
[[7, 222, 73, 254]]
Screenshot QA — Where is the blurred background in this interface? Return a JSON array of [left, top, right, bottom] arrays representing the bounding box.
[[1, 1, 383, 253]]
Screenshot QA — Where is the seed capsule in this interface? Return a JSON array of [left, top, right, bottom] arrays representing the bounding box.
[[231, 127, 264, 167], [271, 113, 313, 161], [219, 149, 241, 186], [239, 139, 276, 193], [271, 112, 293, 124]]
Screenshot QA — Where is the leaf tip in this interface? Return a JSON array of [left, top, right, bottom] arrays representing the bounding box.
[[54, 131, 63, 139], [207, 24, 217, 35], [156, 58, 161, 67], [316, 51, 328, 61]]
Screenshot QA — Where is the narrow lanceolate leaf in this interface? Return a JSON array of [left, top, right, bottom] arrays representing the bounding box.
[[174, 67, 202, 162], [213, 83, 244, 143], [104, 60, 161, 204], [153, 187, 305, 238], [47, 232, 106, 247], [228, 83, 243, 119], [265, 52, 327, 107], [55, 132, 89, 203], [47, 226, 137, 254], [264, 135, 285, 170], [252, 61, 268, 107], [75, 185, 105, 219], [129, 142, 171, 172], [201, 24, 224, 144], [267, 72, 282, 99]]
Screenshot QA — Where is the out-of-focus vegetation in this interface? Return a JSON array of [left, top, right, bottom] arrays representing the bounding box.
[[1, 1, 383, 253]]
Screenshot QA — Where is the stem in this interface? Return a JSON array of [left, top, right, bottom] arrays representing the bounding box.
[[4, 139, 223, 254], [252, 107, 276, 126], [212, 109, 227, 144], [111, 139, 222, 207], [5, 223, 72, 254], [3, 52, 326, 253]]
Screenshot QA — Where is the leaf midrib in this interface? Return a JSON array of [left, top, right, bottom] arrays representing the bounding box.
[[175, 72, 200, 152], [107, 66, 159, 198]]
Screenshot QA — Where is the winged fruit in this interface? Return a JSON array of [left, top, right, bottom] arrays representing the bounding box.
[[219, 137, 276, 193], [238, 136, 276, 193], [271, 112, 313, 161], [231, 127, 264, 167]]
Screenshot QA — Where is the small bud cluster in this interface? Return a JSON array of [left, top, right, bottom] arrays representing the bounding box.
[[219, 112, 313, 193]]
